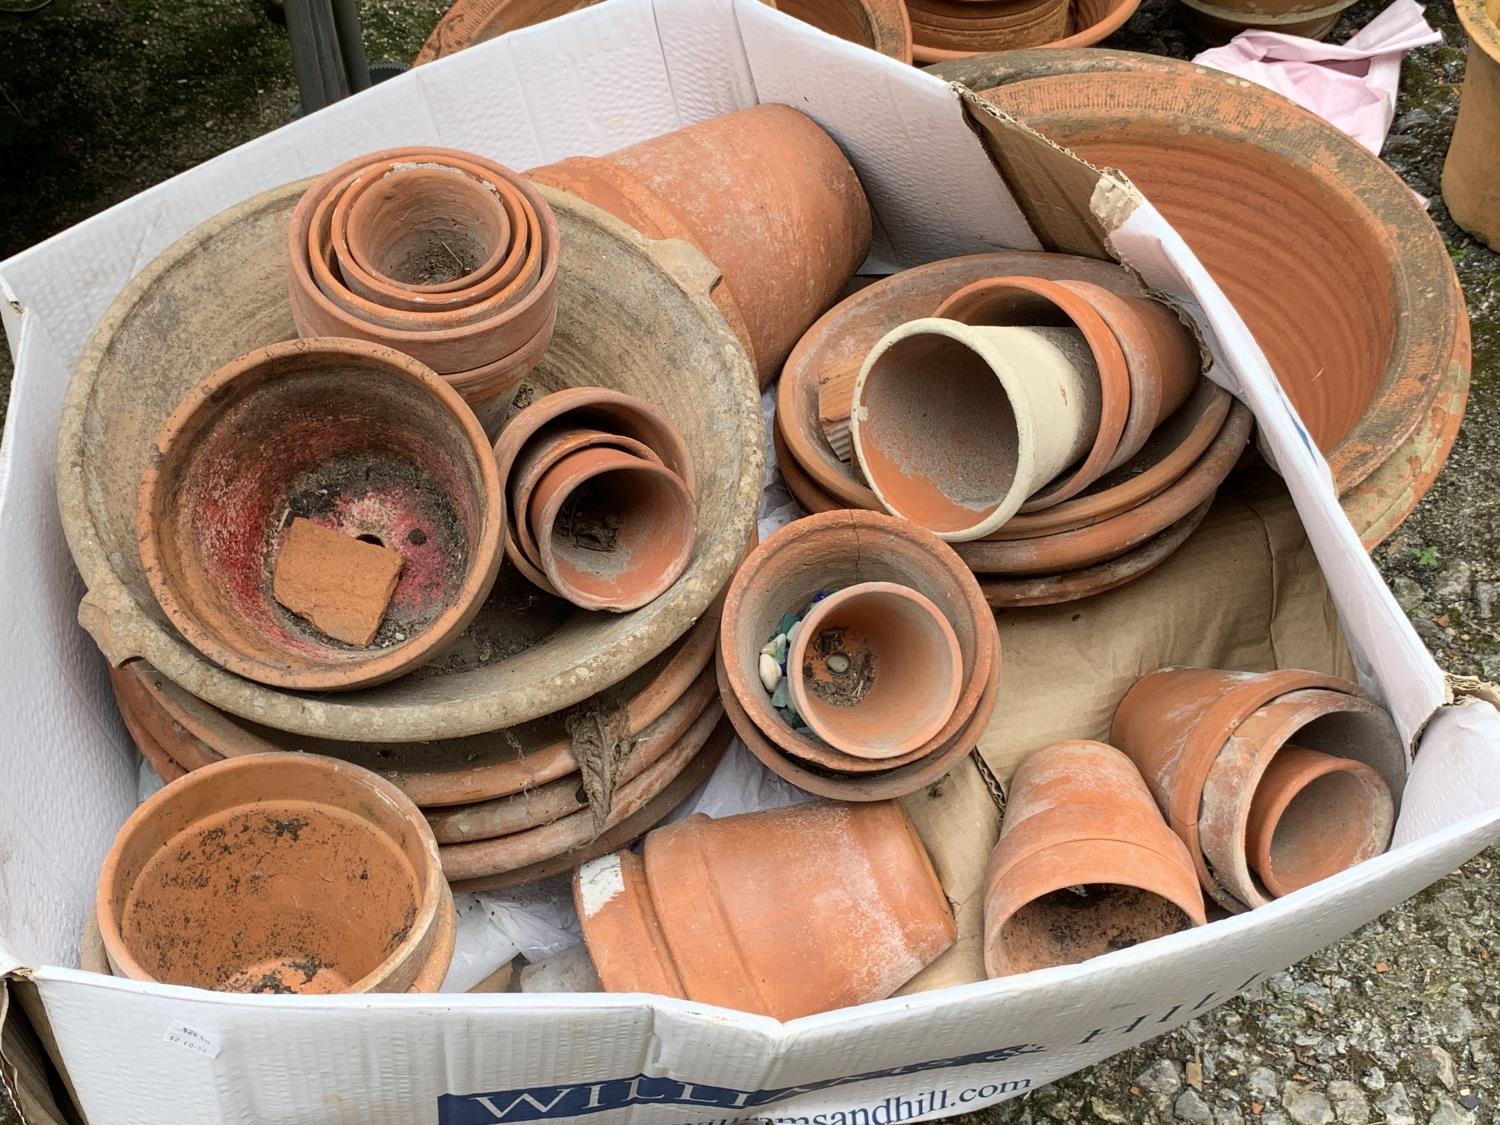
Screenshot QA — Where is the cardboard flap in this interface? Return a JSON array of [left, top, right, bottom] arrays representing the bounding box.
[[1, 979, 81, 1125]]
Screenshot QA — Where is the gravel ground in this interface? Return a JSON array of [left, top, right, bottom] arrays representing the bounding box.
[[1, 2, 1497, 1123]]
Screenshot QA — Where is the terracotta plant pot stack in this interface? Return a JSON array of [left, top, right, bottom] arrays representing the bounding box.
[[1444, 0, 1500, 250], [907, 0, 1144, 60], [108, 601, 732, 892], [573, 800, 956, 1018], [1111, 667, 1402, 913], [776, 254, 1248, 606], [983, 741, 1206, 978], [414, 0, 914, 65], [137, 338, 506, 692], [97, 754, 457, 994], [718, 509, 1001, 800], [288, 146, 561, 432], [528, 104, 873, 387], [492, 387, 698, 611], [924, 49, 1469, 549]]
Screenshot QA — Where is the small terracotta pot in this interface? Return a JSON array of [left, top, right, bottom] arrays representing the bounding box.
[[853, 319, 1102, 541], [1111, 667, 1402, 908], [983, 741, 1205, 977], [933, 276, 1132, 512], [137, 338, 504, 692], [788, 581, 962, 760], [528, 105, 872, 386], [575, 799, 955, 1018], [526, 446, 697, 613], [1197, 687, 1397, 910], [719, 509, 1000, 797], [97, 753, 453, 994], [1445, 0, 1500, 250], [1245, 746, 1395, 898]]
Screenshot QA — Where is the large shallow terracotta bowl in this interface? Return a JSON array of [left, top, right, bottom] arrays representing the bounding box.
[[926, 49, 1469, 546], [59, 180, 761, 742]]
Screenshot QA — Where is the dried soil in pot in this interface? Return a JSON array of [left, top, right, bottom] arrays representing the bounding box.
[[967, 59, 1467, 528], [60, 180, 762, 741], [777, 250, 1148, 512], [136, 337, 504, 692], [111, 602, 721, 808], [96, 753, 448, 994]]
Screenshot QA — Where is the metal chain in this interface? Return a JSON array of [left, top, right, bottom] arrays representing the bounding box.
[[969, 747, 1007, 819]]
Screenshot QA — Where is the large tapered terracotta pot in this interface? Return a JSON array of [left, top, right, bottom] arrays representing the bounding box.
[[574, 799, 955, 1018], [925, 50, 1469, 547], [1445, 0, 1500, 250], [528, 105, 873, 386], [984, 741, 1205, 977], [97, 754, 455, 994], [137, 338, 504, 692]]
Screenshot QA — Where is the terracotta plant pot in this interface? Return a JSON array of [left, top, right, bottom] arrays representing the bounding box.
[[907, 0, 1070, 55], [909, 0, 1143, 58], [852, 318, 1102, 540], [1196, 688, 1397, 910], [1111, 667, 1404, 911], [1245, 746, 1395, 898], [951, 53, 1469, 547], [525, 446, 697, 612], [528, 105, 873, 386], [96, 753, 454, 994], [774, 0, 915, 61], [288, 146, 560, 424], [1444, 0, 1500, 250], [788, 581, 962, 759], [718, 509, 1000, 798], [983, 741, 1206, 978], [931, 276, 1130, 511], [574, 799, 955, 1018], [137, 338, 504, 692], [1174, 0, 1355, 42]]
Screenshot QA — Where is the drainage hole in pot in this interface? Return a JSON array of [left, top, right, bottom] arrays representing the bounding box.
[[804, 626, 877, 708], [355, 533, 386, 548]]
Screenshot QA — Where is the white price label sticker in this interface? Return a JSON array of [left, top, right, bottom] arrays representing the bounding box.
[[163, 1021, 222, 1059]]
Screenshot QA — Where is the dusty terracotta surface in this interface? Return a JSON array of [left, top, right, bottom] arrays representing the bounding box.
[[96, 754, 450, 994], [526, 447, 696, 613], [777, 251, 1145, 513], [1445, 0, 1500, 249], [974, 64, 1468, 530], [576, 800, 954, 1018], [1245, 746, 1395, 898], [1175, 0, 1351, 40], [272, 517, 406, 647], [776, 0, 915, 60], [1110, 668, 1393, 905], [110, 602, 721, 809], [908, 0, 1071, 55], [954, 401, 1251, 575], [718, 510, 1000, 796], [528, 105, 872, 386], [788, 581, 962, 759], [136, 338, 504, 692], [984, 741, 1205, 978], [853, 319, 1103, 539], [910, 0, 1141, 58], [933, 276, 1129, 512], [1197, 688, 1400, 910]]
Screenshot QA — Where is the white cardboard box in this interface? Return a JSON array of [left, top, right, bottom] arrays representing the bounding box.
[[3, 3, 1499, 1122]]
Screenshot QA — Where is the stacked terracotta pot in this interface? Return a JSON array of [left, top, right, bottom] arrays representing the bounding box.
[[94, 754, 458, 994], [288, 146, 560, 432], [574, 800, 956, 1018], [718, 509, 1001, 799], [493, 388, 698, 611], [775, 256, 1252, 606], [906, 0, 1142, 60], [1112, 667, 1401, 912], [527, 104, 873, 388]]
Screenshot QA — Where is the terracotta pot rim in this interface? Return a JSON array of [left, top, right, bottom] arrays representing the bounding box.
[[136, 337, 505, 692], [933, 276, 1132, 512], [908, 0, 1144, 62], [1455, 0, 1500, 61], [96, 752, 445, 993], [787, 580, 964, 759], [1175, 0, 1357, 26]]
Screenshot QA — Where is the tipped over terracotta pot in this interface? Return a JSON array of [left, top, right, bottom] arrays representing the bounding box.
[[137, 338, 504, 692], [575, 799, 955, 1018], [984, 741, 1205, 977], [97, 754, 455, 994], [528, 105, 872, 386], [852, 318, 1102, 541]]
